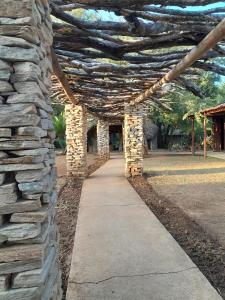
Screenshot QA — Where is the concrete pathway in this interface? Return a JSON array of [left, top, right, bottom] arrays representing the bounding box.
[[66, 154, 222, 300]]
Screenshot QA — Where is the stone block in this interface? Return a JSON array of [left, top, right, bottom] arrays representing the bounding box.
[[9, 148, 48, 157], [0, 81, 14, 93], [0, 45, 39, 63], [0, 104, 40, 128], [0, 199, 41, 215], [0, 182, 18, 205], [0, 287, 40, 300], [0, 128, 11, 137], [18, 175, 51, 193], [0, 259, 42, 275], [11, 62, 41, 83], [12, 247, 55, 288], [0, 140, 42, 151], [0, 70, 11, 81], [0, 223, 41, 242], [15, 167, 50, 183], [7, 93, 50, 111], [10, 206, 48, 223], [14, 82, 43, 98], [16, 126, 46, 138], [0, 274, 10, 291], [0, 173, 5, 185], [0, 163, 44, 172], [0, 242, 45, 264]]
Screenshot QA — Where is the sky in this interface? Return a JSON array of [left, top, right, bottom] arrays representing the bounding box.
[[92, 2, 225, 83]]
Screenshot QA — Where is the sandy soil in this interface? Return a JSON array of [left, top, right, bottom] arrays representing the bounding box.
[[144, 153, 225, 246]]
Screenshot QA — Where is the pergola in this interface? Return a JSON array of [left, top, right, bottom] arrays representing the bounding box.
[[50, 1, 225, 177], [0, 1, 225, 298]]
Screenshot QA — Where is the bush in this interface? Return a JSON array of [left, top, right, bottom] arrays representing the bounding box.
[[53, 112, 66, 149]]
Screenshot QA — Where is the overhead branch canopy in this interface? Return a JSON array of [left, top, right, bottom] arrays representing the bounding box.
[[50, 0, 225, 119]]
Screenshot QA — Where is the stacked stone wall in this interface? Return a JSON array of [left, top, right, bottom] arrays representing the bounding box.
[[65, 104, 87, 178], [97, 120, 110, 160], [124, 104, 143, 177], [0, 0, 62, 298]]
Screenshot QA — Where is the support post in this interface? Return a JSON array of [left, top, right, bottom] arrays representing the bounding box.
[[204, 116, 207, 159], [65, 104, 87, 177], [97, 119, 110, 160], [191, 117, 195, 156], [124, 104, 143, 177], [0, 0, 62, 298]]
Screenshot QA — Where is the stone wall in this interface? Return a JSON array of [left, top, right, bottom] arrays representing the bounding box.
[[65, 104, 87, 178], [0, 0, 62, 298], [124, 104, 144, 177], [97, 119, 110, 160]]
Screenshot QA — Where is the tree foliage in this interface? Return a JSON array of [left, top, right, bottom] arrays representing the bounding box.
[[149, 72, 225, 149]]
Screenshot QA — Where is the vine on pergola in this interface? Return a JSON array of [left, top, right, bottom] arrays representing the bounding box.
[[50, 0, 225, 119]]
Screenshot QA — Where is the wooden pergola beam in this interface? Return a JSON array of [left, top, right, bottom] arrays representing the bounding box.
[[132, 18, 225, 106], [51, 48, 78, 105], [203, 115, 207, 159]]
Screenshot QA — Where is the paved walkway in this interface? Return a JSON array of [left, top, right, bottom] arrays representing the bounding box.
[[66, 155, 222, 300]]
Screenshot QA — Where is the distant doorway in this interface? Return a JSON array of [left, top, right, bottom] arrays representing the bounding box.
[[213, 117, 225, 151], [109, 125, 123, 152]]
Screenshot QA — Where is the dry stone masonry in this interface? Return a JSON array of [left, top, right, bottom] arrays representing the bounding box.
[[0, 0, 62, 299], [65, 104, 87, 178], [124, 104, 144, 177], [97, 119, 110, 160]]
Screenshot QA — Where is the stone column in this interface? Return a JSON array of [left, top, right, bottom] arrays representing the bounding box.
[[97, 119, 110, 160], [65, 104, 87, 177], [124, 104, 144, 177], [0, 1, 62, 299]]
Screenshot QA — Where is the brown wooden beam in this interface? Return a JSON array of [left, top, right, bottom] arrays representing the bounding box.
[[191, 117, 195, 156], [132, 18, 225, 106], [204, 116, 207, 159], [51, 48, 78, 105]]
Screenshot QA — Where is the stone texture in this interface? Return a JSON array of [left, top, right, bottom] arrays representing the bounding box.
[[10, 206, 48, 223], [0, 223, 41, 242], [0, 128, 11, 137], [0, 163, 44, 172], [0, 275, 10, 291], [0, 174, 5, 185], [124, 104, 143, 177], [0, 287, 40, 300], [15, 167, 50, 183], [0, 0, 62, 298], [0, 46, 39, 63], [97, 119, 110, 160], [12, 247, 55, 288], [65, 104, 87, 177], [0, 199, 41, 215], [0, 183, 18, 204]]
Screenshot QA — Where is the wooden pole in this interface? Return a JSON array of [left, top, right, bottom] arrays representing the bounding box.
[[192, 117, 195, 156], [132, 18, 225, 106], [51, 48, 78, 105], [204, 116, 207, 159]]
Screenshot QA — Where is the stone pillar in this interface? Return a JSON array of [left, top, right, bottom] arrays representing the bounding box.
[[124, 104, 144, 177], [97, 119, 110, 160], [0, 1, 62, 299], [65, 104, 87, 177]]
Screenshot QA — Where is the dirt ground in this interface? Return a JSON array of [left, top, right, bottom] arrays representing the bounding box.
[[144, 153, 225, 246]]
